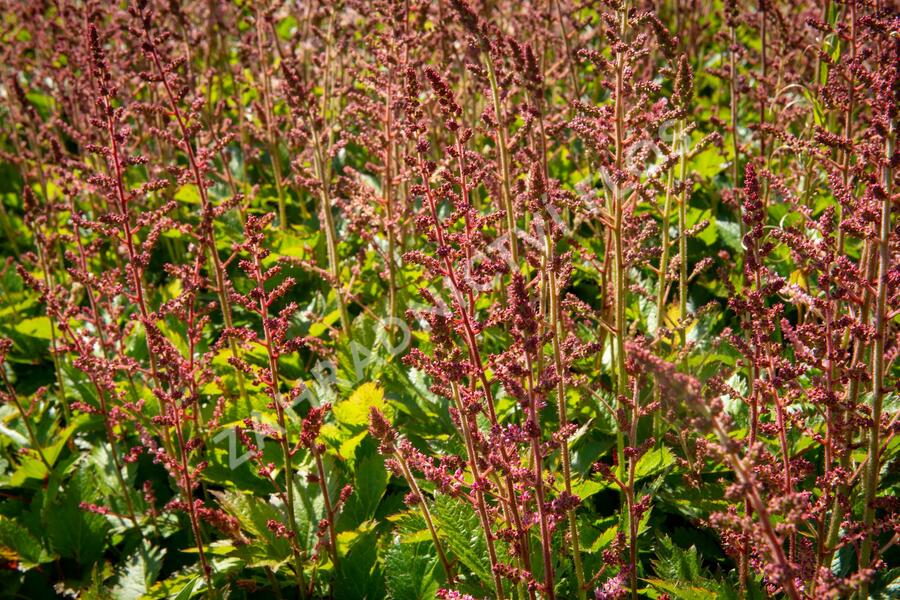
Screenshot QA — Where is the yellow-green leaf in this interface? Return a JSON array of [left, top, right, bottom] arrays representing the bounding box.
[[333, 383, 387, 428]]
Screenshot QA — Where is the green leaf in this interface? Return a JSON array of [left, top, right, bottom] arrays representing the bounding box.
[[212, 490, 294, 565], [643, 578, 718, 600], [309, 308, 343, 338], [175, 184, 201, 205], [690, 147, 725, 180], [647, 536, 742, 600], [432, 495, 491, 586], [0, 516, 53, 569], [341, 447, 387, 526], [388, 511, 432, 544], [23, 416, 83, 469], [334, 382, 387, 428], [275, 15, 298, 40], [338, 430, 368, 464], [8, 454, 50, 487], [383, 539, 440, 600], [13, 316, 54, 340], [831, 540, 853, 578], [570, 478, 609, 501], [873, 567, 900, 599], [172, 576, 202, 600], [589, 522, 619, 553], [146, 572, 206, 600], [335, 529, 383, 600], [715, 219, 742, 253], [653, 535, 701, 582], [43, 469, 110, 566], [635, 446, 675, 480], [111, 541, 166, 600]]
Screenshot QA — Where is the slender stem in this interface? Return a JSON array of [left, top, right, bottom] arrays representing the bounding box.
[[653, 166, 676, 448], [0, 198, 18, 255], [173, 413, 213, 591], [94, 81, 176, 459], [552, 0, 581, 104], [859, 120, 893, 599], [32, 235, 70, 422], [656, 168, 675, 336], [309, 124, 351, 337], [813, 261, 837, 587], [265, 567, 285, 600], [393, 452, 454, 581], [546, 228, 585, 598], [823, 243, 875, 565], [677, 120, 689, 366], [711, 418, 801, 600], [141, 27, 250, 408], [47, 316, 142, 530], [252, 254, 308, 594], [450, 384, 506, 600], [484, 59, 519, 266], [9, 121, 70, 421], [313, 451, 339, 570], [1, 371, 51, 470], [524, 352, 555, 599], [534, 71, 585, 592], [254, 1, 289, 229], [758, 0, 767, 161], [416, 156, 534, 578], [383, 69, 398, 327], [627, 381, 640, 600], [729, 16, 743, 239], [611, 4, 630, 562]]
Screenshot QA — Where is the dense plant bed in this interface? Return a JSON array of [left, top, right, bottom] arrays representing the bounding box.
[[0, 0, 898, 598]]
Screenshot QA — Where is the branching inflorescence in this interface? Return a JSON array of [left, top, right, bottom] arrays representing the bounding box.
[[0, 1, 897, 599]]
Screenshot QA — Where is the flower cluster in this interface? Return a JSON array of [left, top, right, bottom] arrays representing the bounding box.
[[0, 1, 897, 599]]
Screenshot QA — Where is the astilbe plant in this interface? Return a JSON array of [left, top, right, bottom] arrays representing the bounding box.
[[0, 1, 897, 599]]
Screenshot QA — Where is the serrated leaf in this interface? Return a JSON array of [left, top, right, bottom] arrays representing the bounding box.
[[715, 218, 742, 252], [384, 539, 440, 600], [175, 184, 201, 205], [16, 316, 54, 340], [112, 541, 166, 600], [570, 478, 609, 500], [342, 449, 387, 526], [635, 446, 675, 480], [334, 382, 387, 428], [8, 454, 50, 487], [212, 490, 294, 564], [0, 516, 53, 569], [653, 536, 701, 582], [643, 578, 718, 600], [335, 529, 383, 600], [432, 495, 491, 586], [173, 576, 202, 600], [44, 469, 110, 566]]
